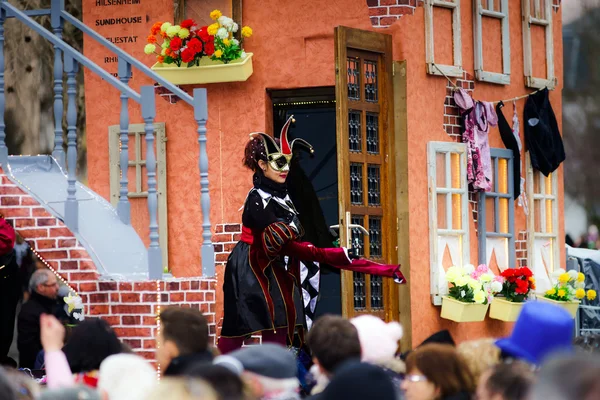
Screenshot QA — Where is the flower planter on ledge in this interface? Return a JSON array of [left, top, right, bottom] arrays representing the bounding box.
[[440, 296, 489, 322], [536, 295, 580, 318], [489, 298, 524, 322], [151, 53, 254, 85]]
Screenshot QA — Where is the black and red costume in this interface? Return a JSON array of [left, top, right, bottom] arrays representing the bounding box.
[[217, 117, 405, 353]]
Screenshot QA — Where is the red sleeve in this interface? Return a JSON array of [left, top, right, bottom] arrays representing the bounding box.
[[282, 241, 351, 266]]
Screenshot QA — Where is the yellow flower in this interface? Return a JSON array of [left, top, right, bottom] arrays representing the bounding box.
[[210, 9, 222, 20], [178, 28, 190, 39], [143, 44, 156, 55], [241, 26, 253, 38], [546, 288, 556, 296], [577, 272, 585, 283], [473, 290, 486, 304], [207, 23, 219, 36], [587, 290, 597, 301], [222, 38, 230, 46], [214, 49, 223, 58], [575, 288, 586, 299], [557, 289, 567, 298], [166, 25, 181, 38], [558, 273, 570, 284], [160, 22, 172, 33]]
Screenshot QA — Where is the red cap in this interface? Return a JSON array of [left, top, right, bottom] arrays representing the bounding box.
[[0, 217, 16, 256]]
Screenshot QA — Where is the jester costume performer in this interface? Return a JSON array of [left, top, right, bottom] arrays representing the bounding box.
[[217, 117, 405, 354]]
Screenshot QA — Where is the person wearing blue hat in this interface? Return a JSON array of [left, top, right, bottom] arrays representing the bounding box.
[[495, 301, 574, 365]]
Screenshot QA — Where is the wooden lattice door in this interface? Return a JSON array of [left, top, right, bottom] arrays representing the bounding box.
[[334, 27, 399, 321]]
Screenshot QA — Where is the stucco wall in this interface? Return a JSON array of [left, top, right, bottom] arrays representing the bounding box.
[[81, 0, 564, 345]]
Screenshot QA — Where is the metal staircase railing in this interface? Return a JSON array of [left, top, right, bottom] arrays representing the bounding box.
[[0, 0, 215, 279]]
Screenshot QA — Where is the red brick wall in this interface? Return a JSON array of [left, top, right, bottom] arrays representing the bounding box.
[[0, 167, 217, 363], [367, 0, 419, 27]]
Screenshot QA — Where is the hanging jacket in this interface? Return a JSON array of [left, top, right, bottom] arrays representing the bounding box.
[[523, 88, 565, 176]]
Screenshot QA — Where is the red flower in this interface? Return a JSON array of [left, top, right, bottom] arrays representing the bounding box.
[[501, 269, 515, 278], [181, 19, 195, 30], [204, 38, 215, 55], [519, 267, 533, 278], [181, 48, 196, 63], [515, 279, 529, 295], [197, 26, 210, 43], [169, 37, 183, 52], [187, 38, 203, 53]]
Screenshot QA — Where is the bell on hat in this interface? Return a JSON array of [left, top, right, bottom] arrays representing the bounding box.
[[495, 301, 574, 365]]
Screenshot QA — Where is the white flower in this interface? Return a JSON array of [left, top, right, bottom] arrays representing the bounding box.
[[473, 290, 486, 304], [231, 38, 240, 46], [218, 16, 227, 25], [568, 270, 579, 281], [144, 44, 156, 55], [491, 281, 503, 293], [480, 273, 493, 283], [73, 312, 84, 322], [241, 51, 247, 59], [552, 268, 566, 279], [216, 27, 228, 39], [232, 22, 239, 32], [463, 264, 476, 274], [460, 290, 466, 298], [575, 281, 586, 289]]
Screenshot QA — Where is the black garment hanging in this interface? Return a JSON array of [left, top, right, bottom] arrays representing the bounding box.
[[523, 88, 565, 176], [496, 101, 521, 199]]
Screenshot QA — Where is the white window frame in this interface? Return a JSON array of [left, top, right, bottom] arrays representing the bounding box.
[[425, 0, 463, 78], [474, 0, 510, 85], [108, 123, 169, 270], [526, 154, 559, 293], [428, 142, 470, 305], [522, 0, 557, 89]]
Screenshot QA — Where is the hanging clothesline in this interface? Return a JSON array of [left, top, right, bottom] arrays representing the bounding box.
[[432, 63, 545, 105]]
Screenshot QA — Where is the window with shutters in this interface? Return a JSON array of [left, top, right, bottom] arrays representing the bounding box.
[[527, 154, 559, 293], [428, 142, 469, 305]]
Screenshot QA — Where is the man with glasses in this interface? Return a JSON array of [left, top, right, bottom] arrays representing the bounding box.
[[17, 269, 60, 369]]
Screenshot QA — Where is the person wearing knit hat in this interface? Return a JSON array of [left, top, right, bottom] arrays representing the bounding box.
[[0, 216, 19, 366], [350, 315, 403, 364], [98, 354, 157, 400], [320, 362, 399, 400]]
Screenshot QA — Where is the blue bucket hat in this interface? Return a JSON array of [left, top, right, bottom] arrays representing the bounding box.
[[495, 301, 574, 365]]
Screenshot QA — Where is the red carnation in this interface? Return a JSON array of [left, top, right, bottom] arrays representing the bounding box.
[[204, 38, 215, 55], [501, 269, 515, 278], [188, 38, 203, 53], [520, 267, 533, 278], [181, 19, 195, 30], [198, 26, 210, 42], [180, 48, 195, 63], [169, 37, 183, 52], [515, 279, 529, 295]]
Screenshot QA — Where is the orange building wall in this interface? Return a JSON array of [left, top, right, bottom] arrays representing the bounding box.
[[81, 0, 564, 346]]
